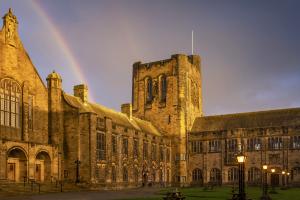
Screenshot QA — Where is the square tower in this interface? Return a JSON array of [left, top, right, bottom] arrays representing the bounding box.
[[131, 54, 203, 185]]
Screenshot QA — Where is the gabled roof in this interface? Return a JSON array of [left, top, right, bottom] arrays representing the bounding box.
[[191, 107, 300, 133], [62, 93, 161, 136]]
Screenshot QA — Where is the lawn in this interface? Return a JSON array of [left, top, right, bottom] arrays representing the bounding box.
[[120, 186, 300, 200]]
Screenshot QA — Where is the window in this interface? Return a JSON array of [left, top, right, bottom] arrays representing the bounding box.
[[122, 137, 128, 156], [166, 148, 170, 162], [248, 167, 261, 184], [134, 168, 139, 183], [0, 78, 21, 128], [28, 95, 33, 130], [268, 137, 283, 150], [151, 143, 157, 161], [290, 136, 300, 149], [97, 117, 105, 128], [191, 141, 202, 153], [159, 146, 164, 161], [112, 123, 116, 130], [209, 140, 221, 152], [133, 139, 139, 158], [192, 168, 203, 183], [123, 167, 128, 182], [143, 141, 148, 160], [247, 138, 262, 151], [124, 127, 128, 132], [227, 139, 238, 152], [210, 168, 221, 183], [228, 168, 238, 182], [96, 131, 106, 160], [112, 135, 117, 155], [269, 153, 280, 164], [146, 77, 153, 103], [111, 166, 116, 183], [160, 75, 167, 102]]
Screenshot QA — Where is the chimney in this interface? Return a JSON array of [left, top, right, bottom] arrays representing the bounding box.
[[74, 84, 88, 103], [121, 103, 132, 120]]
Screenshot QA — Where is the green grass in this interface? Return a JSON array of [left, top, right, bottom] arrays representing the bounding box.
[[121, 186, 300, 200]]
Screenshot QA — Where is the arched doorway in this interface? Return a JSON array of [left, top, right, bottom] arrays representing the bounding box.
[[35, 151, 51, 182], [7, 147, 27, 182], [192, 168, 203, 186]]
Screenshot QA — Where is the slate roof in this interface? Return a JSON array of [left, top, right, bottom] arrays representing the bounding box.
[[62, 93, 161, 136], [191, 108, 300, 132]]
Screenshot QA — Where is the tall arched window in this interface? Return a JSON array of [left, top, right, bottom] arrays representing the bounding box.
[[210, 168, 221, 184], [248, 167, 261, 184], [145, 77, 153, 103], [123, 167, 128, 182], [0, 78, 21, 128], [228, 167, 238, 182], [111, 166, 116, 183], [192, 168, 203, 183], [160, 75, 167, 102]]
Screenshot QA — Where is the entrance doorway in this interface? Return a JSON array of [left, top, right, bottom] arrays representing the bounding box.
[[35, 151, 51, 182], [7, 148, 27, 182]]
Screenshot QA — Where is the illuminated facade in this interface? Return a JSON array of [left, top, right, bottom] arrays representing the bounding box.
[[1, 9, 300, 189]]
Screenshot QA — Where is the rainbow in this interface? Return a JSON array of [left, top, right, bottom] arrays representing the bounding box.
[[30, 0, 95, 102]]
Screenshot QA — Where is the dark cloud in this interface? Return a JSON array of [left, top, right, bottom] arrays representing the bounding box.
[[1, 0, 300, 115]]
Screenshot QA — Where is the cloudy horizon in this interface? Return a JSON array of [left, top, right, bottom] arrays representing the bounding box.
[[1, 0, 299, 116]]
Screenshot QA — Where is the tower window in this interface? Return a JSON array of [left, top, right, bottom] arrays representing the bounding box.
[[160, 75, 167, 102], [146, 77, 153, 103]]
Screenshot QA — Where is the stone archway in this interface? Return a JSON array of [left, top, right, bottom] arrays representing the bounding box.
[[35, 151, 51, 182], [7, 147, 28, 182]]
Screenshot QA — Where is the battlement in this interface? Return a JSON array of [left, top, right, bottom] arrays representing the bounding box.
[[133, 54, 201, 72]]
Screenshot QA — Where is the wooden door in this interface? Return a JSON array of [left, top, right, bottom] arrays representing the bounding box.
[[35, 164, 41, 182], [7, 163, 16, 181]]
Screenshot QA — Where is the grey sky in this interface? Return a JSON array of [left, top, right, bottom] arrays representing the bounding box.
[[1, 0, 299, 115]]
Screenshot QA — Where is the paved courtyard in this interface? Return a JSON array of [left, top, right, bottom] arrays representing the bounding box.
[[0, 187, 161, 200]]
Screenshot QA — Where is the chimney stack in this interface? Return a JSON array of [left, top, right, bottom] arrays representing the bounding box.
[[74, 84, 88, 103], [121, 103, 132, 120]]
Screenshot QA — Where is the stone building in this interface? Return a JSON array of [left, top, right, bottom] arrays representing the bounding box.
[[1, 9, 300, 189]]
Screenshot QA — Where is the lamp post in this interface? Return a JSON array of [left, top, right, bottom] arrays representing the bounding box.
[[269, 168, 277, 194], [286, 172, 290, 188], [260, 164, 271, 200], [237, 153, 246, 200], [281, 171, 286, 189], [75, 159, 81, 183]]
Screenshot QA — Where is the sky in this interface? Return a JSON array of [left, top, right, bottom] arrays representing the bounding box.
[[0, 0, 299, 115]]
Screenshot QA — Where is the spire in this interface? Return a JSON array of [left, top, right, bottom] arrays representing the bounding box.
[[2, 8, 18, 46]]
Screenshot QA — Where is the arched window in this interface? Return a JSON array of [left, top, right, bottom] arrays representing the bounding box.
[[160, 75, 167, 102], [123, 167, 128, 182], [228, 167, 238, 182], [248, 167, 261, 184], [0, 78, 21, 128], [210, 168, 221, 184], [192, 168, 203, 182], [111, 166, 116, 183], [145, 77, 153, 103]]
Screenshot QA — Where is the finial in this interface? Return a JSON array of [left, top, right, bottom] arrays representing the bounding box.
[[9, 8, 13, 14], [52, 70, 56, 73]]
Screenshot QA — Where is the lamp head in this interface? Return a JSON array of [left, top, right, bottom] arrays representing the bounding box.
[[237, 154, 246, 163], [271, 168, 275, 173], [282, 171, 286, 175], [263, 165, 268, 170]]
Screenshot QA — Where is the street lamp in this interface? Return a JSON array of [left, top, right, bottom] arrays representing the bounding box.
[[236, 153, 246, 200], [260, 164, 271, 200], [282, 171, 286, 188], [286, 172, 290, 188], [270, 168, 277, 194]]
